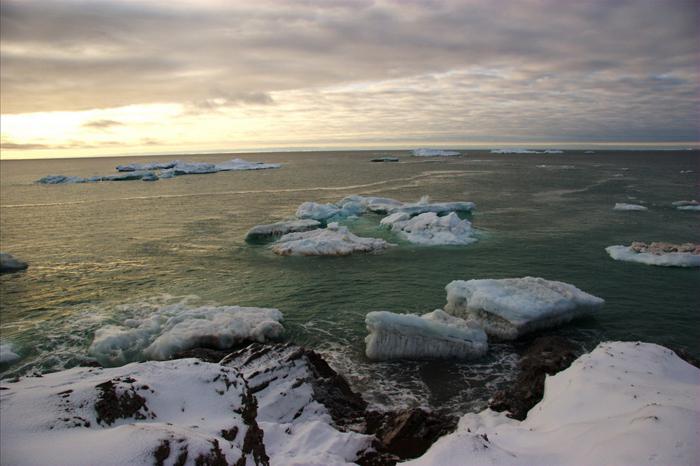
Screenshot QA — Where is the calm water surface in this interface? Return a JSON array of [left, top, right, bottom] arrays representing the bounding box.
[[1, 150, 698, 413]]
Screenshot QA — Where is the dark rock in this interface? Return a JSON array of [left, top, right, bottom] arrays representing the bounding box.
[[94, 377, 152, 426], [235, 384, 270, 466], [489, 335, 580, 420]]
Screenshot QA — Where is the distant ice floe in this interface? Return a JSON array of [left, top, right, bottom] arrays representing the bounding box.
[[381, 212, 477, 245], [270, 222, 394, 256], [672, 200, 700, 211], [606, 242, 700, 267], [0, 343, 20, 364], [0, 252, 28, 274], [679, 169, 694, 174], [89, 304, 284, 365], [613, 203, 648, 211], [245, 219, 321, 242], [444, 277, 604, 340], [370, 156, 400, 162], [364, 310, 487, 361], [411, 148, 460, 157], [490, 148, 563, 154], [37, 158, 281, 184], [405, 341, 700, 466]]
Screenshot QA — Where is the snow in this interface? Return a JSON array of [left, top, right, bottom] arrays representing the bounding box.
[[411, 149, 460, 157], [381, 212, 477, 245], [614, 203, 648, 211], [404, 341, 700, 466], [245, 219, 321, 242], [606, 245, 700, 267], [364, 310, 487, 360], [271, 223, 394, 256], [89, 304, 284, 365], [444, 277, 604, 339], [0, 343, 20, 364], [0, 359, 258, 466]]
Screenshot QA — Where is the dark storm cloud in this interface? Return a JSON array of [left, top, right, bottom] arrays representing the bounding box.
[[1, 0, 698, 142]]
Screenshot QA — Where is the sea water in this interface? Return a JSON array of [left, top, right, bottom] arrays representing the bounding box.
[[1, 150, 698, 413]]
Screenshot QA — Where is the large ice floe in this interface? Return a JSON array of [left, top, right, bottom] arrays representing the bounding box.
[[380, 212, 477, 245], [365, 310, 487, 360], [404, 341, 700, 466], [37, 158, 281, 184], [606, 242, 700, 267], [89, 304, 284, 365], [613, 202, 648, 211], [245, 219, 321, 242], [270, 222, 394, 256], [444, 277, 604, 340], [411, 149, 460, 157]]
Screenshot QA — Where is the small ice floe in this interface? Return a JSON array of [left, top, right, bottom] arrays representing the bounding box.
[[672, 200, 700, 211], [404, 341, 700, 466], [606, 242, 700, 267], [295, 201, 364, 222], [340, 195, 405, 214], [0, 359, 263, 466], [680, 169, 694, 174], [396, 196, 476, 216], [245, 219, 321, 242], [613, 203, 648, 211], [270, 223, 394, 256], [444, 277, 604, 340], [0, 343, 20, 364], [89, 304, 284, 365], [364, 310, 487, 361], [0, 252, 28, 274], [370, 157, 400, 162], [380, 212, 477, 246], [412, 148, 460, 157]]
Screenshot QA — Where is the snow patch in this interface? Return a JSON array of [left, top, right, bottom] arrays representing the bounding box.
[[271, 223, 394, 256]]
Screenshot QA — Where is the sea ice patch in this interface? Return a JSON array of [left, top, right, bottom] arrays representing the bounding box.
[[381, 212, 477, 246], [245, 219, 321, 242], [606, 243, 700, 267], [271, 223, 394, 256]]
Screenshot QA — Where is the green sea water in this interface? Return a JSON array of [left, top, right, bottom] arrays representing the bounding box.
[[1, 150, 698, 412]]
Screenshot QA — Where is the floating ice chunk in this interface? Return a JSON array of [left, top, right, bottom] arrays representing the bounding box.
[[444, 277, 604, 340], [680, 169, 694, 174], [672, 200, 699, 207], [339, 195, 404, 214], [397, 197, 476, 216], [383, 212, 477, 245], [37, 174, 88, 184], [0, 343, 20, 364], [606, 243, 700, 267], [0, 252, 28, 273], [613, 203, 648, 211], [405, 341, 700, 466], [677, 205, 700, 211], [365, 310, 487, 361], [0, 359, 261, 466], [116, 160, 177, 172], [271, 223, 394, 256], [296, 202, 342, 221], [412, 149, 460, 157], [89, 304, 284, 365], [245, 219, 321, 242]]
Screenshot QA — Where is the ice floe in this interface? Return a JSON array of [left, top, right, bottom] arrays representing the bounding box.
[[411, 149, 460, 157], [365, 310, 487, 361], [672, 200, 700, 211], [271, 223, 394, 256], [444, 277, 604, 340], [295, 202, 362, 222], [613, 203, 648, 211], [405, 341, 700, 466], [245, 219, 321, 242], [381, 212, 477, 245], [0, 343, 20, 364], [0, 252, 28, 273], [89, 304, 284, 365], [339, 195, 405, 214], [606, 242, 700, 267], [370, 157, 400, 162], [395, 197, 475, 216], [490, 149, 563, 154], [116, 161, 178, 171]]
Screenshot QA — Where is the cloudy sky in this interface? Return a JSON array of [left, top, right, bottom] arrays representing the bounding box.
[[1, 0, 698, 158]]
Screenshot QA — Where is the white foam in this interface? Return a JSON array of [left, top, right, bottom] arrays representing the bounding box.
[[404, 341, 700, 466], [382, 212, 477, 245], [88, 304, 284, 365], [271, 223, 394, 256], [606, 245, 700, 267], [444, 277, 604, 339], [411, 149, 460, 157], [614, 203, 648, 211], [0, 343, 20, 364], [365, 310, 487, 360]]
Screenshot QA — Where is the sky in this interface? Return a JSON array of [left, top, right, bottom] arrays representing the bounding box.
[[1, 0, 698, 159]]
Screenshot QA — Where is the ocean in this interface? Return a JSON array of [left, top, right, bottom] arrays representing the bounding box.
[[1, 150, 698, 414]]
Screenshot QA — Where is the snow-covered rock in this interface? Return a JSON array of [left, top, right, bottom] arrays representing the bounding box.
[[0, 359, 268, 466], [444, 277, 604, 340], [614, 203, 648, 211], [245, 219, 321, 242], [0, 343, 20, 364], [0, 252, 28, 273], [89, 304, 284, 365], [365, 310, 487, 361], [606, 243, 700, 267], [404, 341, 700, 466], [271, 223, 394, 256], [381, 212, 477, 245], [411, 149, 460, 157]]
